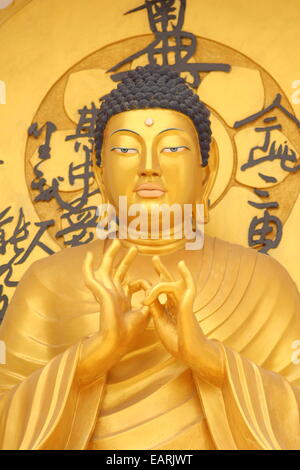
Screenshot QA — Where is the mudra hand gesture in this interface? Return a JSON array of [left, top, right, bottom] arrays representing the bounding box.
[[77, 239, 151, 385], [144, 256, 225, 387]]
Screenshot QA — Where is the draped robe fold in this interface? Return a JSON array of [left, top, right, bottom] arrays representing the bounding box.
[[0, 236, 300, 450]]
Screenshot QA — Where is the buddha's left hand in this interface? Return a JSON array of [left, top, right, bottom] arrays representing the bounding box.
[[144, 256, 225, 387]]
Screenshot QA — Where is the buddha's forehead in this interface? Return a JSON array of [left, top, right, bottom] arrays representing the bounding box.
[[103, 108, 198, 140]]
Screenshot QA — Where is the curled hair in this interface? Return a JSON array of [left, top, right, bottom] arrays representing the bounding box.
[[94, 65, 212, 166]]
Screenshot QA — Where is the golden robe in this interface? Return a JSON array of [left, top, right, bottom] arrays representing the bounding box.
[[0, 236, 300, 450]]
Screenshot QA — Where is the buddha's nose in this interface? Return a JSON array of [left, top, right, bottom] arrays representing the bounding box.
[[139, 147, 161, 177]]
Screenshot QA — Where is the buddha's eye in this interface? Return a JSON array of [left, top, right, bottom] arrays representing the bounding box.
[[162, 146, 189, 153], [111, 147, 138, 154]]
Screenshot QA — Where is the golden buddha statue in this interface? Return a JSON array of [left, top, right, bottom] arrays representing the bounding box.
[[1, 65, 300, 450]]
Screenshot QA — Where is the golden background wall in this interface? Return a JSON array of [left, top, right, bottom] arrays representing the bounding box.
[[0, 0, 299, 320]]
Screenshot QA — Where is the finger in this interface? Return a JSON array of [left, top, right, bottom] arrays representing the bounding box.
[[115, 246, 138, 283], [84, 264, 107, 303], [144, 281, 180, 306], [84, 268, 104, 297], [84, 272, 120, 335], [128, 279, 151, 295], [177, 260, 196, 292], [83, 251, 94, 282], [83, 251, 122, 336], [83, 251, 110, 300], [83, 251, 101, 293], [101, 239, 122, 275], [152, 256, 174, 281], [140, 305, 150, 317]]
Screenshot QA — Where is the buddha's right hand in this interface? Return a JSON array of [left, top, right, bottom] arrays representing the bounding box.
[[76, 239, 151, 385]]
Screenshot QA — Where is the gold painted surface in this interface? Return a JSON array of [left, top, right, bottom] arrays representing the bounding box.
[[1, 235, 300, 449], [0, 0, 299, 309], [199, 67, 265, 128], [88, 356, 214, 450], [0, 0, 300, 452], [0, 0, 32, 27], [22, 34, 300, 256]]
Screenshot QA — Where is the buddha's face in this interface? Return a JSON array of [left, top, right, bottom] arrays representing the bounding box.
[[96, 108, 210, 222]]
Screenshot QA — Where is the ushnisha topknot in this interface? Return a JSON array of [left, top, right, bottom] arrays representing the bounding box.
[[94, 65, 212, 167]]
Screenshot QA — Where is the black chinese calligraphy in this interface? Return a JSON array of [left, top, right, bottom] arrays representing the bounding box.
[[241, 118, 300, 173], [0, 206, 54, 321], [108, 0, 230, 88], [234, 94, 300, 129], [28, 110, 100, 249], [248, 209, 282, 255], [234, 94, 300, 253], [65, 103, 97, 143]]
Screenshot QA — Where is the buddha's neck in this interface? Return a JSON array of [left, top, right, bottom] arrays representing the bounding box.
[[117, 223, 203, 255], [120, 236, 187, 255]]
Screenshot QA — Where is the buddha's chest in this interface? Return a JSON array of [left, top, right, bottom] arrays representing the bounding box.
[[87, 336, 215, 450]]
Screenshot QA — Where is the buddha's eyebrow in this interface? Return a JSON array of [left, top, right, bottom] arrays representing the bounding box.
[[158, 128, 184, 135], [110, 129, 140, 137]]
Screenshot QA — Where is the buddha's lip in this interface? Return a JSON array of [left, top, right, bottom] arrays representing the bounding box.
[[134, 183, 166, 192]]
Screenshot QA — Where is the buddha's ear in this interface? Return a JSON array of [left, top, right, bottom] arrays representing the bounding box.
[[201, 137, 219, 207]]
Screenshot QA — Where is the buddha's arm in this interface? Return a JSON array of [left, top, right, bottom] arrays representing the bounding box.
[[0, 263, 105, 450], [0, 240, 151, 450], [144, 257, 224, 386], [145, 254, 300, 449], [195, 254, 300, 450], [193, 338, 300, 450]]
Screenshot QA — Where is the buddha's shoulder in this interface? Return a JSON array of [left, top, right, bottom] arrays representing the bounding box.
[[27, 239, 104, 284], [209, 235, 297, 291]]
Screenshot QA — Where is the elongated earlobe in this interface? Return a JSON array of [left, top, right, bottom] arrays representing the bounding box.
[[92, 149, 107, 203], [198, 138, 218, 224], [205, 139, 218, 188]]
